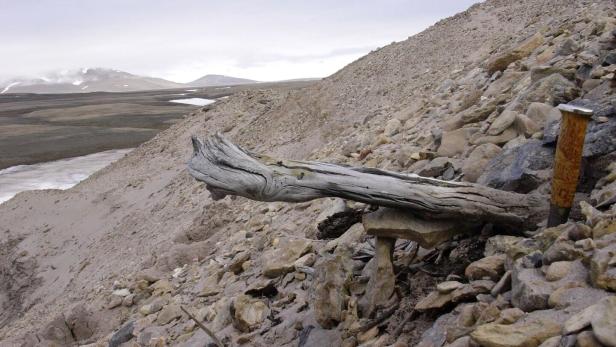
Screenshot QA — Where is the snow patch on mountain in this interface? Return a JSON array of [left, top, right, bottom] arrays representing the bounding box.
[[1, 82, 20, 94]]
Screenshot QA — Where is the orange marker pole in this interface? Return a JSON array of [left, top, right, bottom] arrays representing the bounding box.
[[547, 104, 593, 227]]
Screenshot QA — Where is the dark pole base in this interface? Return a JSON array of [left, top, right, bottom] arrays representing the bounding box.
[[547, 204, 571, 227]]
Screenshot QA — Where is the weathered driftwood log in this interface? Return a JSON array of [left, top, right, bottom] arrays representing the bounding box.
[[188, 134, 548, 230]]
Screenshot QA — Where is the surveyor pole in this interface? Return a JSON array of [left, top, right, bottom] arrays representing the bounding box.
[[547, 104, 593, 227]]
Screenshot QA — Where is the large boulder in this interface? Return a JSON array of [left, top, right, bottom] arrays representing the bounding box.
[[462, 143, 502, 183], [486, 32, 545, 74], [477, 140, 554, 193]]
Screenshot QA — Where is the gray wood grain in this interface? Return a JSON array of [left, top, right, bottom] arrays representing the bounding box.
[[188, 133, 548, 230]]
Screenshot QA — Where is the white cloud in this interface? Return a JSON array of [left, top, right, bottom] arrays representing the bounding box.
[[0, 1, 480, 82]]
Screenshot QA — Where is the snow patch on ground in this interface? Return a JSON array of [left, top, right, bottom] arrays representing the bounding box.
[[169, 98, 215, 106], [0, 149, 133, 204]]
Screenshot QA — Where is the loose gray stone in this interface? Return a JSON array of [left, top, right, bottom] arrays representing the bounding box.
[[462, 143, 502, 183], [591, 296, 616, 346], [488, 110, 517, 135], [478, 140, 553, 193], [108, 321, 135, 347]]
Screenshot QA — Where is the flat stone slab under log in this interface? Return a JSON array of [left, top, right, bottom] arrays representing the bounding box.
[[363, 208, 479, 248]]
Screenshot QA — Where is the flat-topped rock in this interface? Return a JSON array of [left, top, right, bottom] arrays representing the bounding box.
[[362, 207, 476, 248], [471, 316, 561, 347]]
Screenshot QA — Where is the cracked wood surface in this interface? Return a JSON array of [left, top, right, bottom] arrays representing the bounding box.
[[188, 133, 548, 230]]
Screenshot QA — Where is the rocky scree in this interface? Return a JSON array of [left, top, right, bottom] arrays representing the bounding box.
[[2, 0, 616, 346]]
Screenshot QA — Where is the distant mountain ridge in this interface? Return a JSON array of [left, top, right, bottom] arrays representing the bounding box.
[[187, 74, 257, 87], [0, 68, 185, 94], [0, 69, 259, 94]]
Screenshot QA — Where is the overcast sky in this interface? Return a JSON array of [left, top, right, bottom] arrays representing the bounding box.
[[0, 1, 479, 83]]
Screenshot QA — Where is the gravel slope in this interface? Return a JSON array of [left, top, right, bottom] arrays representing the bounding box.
[[1, 0, 614, 345]]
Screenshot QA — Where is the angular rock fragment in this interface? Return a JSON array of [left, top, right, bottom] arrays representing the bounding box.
[[437, 281, 465, 294], [471, 317, 561, 347], [486, 32, 545, 74], [232, 294, 270, 332], [563, 304, 596, 334], [590, 242, 616, 291], [313, 250, 353, 328], [465, 255, 506, 281], [262, 237, 312, 278], [591, 297, 616, 347], [156, 304, 182, 325], [576, 331, 603, 347], [478, 140, 553, 193], [488, 110, 518, 136], [108, 321, 135, 347], [438, 128, 478, 157], [359, 236, 396, 317], [416, 291, 455, 311], [462, 143, 502, 183], [485, 235, 524, 257]]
